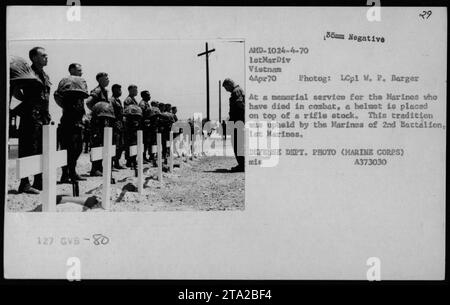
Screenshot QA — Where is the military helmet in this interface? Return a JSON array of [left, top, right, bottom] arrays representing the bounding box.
[[9, 56, 43, 89], [124, 104, 143, 118], [143, 107, 155, 118], [92, 101, 116, 119]]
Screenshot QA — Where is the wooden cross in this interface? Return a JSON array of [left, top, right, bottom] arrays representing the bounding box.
[[197, 42, 215, 122], [15, 124, 67, 212], [157, 133, 163, 182], [168, 131, 174, 172], [128, 130, 144, 194], [89, 127, 116, 209]]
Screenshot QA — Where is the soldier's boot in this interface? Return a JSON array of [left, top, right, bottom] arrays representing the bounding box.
[[60, 166, 71, 184], [114, 158, 126, 170], [90, 170, 102, 177], [32, 174, 43, 190], [18, 177, 40, 194], [90, 161, 103, 177], [69, 168, 86, 181]]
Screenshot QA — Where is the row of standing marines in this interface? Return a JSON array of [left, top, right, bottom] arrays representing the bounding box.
[[61, 70, 179, 180], [10, 47, 245, 195], [11, 47, 178, 194]]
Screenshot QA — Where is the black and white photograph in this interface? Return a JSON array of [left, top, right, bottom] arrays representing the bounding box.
[[1, 4, 446, 284], [7, 39, 245, 212]]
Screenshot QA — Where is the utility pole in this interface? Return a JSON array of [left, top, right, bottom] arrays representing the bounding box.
[[219, 80, 222, 123], [197, 42, 215, 122]]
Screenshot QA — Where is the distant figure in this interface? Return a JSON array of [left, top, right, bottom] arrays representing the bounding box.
[[187, 118, 195, 136], [139, 90, 151, 163], [158, 103, 176, 163], [222, 78, 245, 172], [147, 100, 161, 165], [202, 118, 216, 137], [54, 63, 89, 183], [171, 106, 178, 122], [110, 84, 126, 169], [171, 106, 180, 141], [12, 47, 52, 194]]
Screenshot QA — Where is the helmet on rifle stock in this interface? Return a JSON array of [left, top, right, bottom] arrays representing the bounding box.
[[9, 56, 43, 89], [92, 101, 116, 119], [124, 104, 143, 118]]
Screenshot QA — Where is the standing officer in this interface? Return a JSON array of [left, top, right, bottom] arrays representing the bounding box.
[[89, 102, 116, 176], [123, 85, 138, 109], [85, 72, 109, 110], [157, 103, 175, 163], [110, 84, 126, 169], [170, 106, 180, 141], [147, 100, 161, 165], [85, 72, 110, 175], [171, 106, 178, 122], [122, 85, 139, 167], [12, 47, 51, 194], [139, 90, 151, 163], [222, 78, 245, 172], [138, 90, 151, 113], [55, 63, 88, 183], [123, 105, 143, 168]]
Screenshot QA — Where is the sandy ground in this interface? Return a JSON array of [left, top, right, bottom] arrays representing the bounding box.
[[6, 136, 244, 212]]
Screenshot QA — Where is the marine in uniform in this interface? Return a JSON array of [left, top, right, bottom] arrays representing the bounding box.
[[85, 72, 110, 110], [123, 105, 143, 168], [123, 85, 138, 109], [54, 63, 89, 183], [89, 102, 116, 176], [109, 84, 126, 169], [170, 106, 180, 141], [157, 103, 175, 162], [138, 90, 151, 163], [171, 106, 178, 122], [11, 47, 51, 194], [146, 101, 161, 165], [222, 78, 245, 172], [85, 72, 110, 176]]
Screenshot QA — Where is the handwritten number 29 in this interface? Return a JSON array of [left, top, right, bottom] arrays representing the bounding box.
[[419, 10, 432, 19]]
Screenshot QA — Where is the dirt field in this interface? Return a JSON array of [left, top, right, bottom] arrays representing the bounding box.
[[6, 138, 244, 212]]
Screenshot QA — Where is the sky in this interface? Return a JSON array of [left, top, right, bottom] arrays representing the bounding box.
[[8, 39, 245, 122]]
